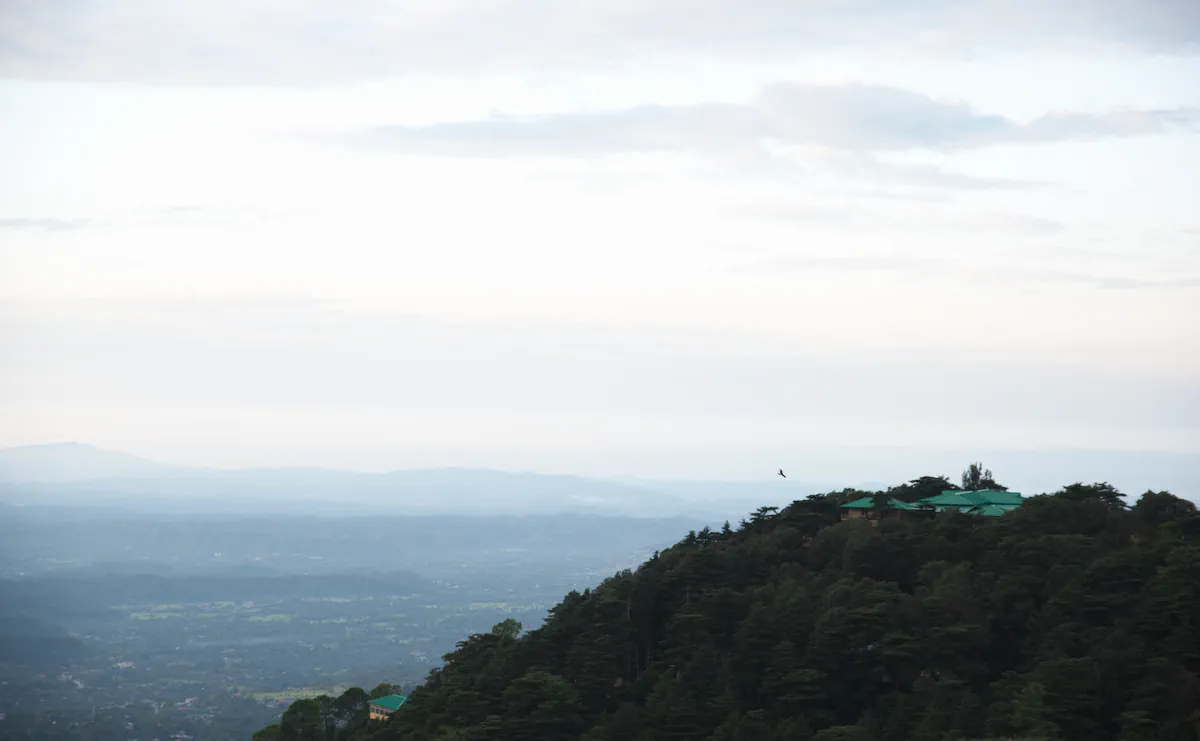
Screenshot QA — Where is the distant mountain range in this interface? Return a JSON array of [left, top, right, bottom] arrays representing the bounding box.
[[0, 443, 810, 519], [0, 442, 179, 483]]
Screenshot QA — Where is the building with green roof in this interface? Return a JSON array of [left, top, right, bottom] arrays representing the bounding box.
[[839, 495, 923, 522], [368, 695, 407, 721], [962, 503, 1015, 517], [841, 496, 919, 511], [839, 489, 1024, 521], [917, 491, 978, 509], [917, 489, 1023, 516]]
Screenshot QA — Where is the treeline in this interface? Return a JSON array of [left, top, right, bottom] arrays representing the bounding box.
[[256, 473, 1200, 741]]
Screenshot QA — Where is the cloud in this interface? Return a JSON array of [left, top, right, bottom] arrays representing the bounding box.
[[349, 83, 1199, 159], [0, 207, 269, 232], [1062, 274, 1200, 290], [732, 251, 1200, 291], [735, 254, 950, 275], [728, 203, 1064, 234], [814, 155, 1043, 191], [0, 217, 92, 230], [0, 0, 1196, 86], [1016, 108, 1200, 143], [962, 264, 1200, 291]]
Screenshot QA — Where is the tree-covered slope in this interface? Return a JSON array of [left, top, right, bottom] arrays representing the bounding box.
[[259, 479, 1200, 741]]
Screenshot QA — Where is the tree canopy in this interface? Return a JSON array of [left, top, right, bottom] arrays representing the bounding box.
[[260, 477, 1200, 741], [961, 462, 1005, 491]]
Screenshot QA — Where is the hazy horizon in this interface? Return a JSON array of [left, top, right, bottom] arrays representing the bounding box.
[[1, 441, 1196, 504]]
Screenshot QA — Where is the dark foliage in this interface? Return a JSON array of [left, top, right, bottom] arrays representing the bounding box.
[[264, 481, 1200, 741]]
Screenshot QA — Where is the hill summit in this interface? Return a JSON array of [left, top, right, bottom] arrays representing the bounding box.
[[256, 477, 1199, 741]]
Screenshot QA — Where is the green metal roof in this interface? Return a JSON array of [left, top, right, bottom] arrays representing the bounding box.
[[838, 489, 1024, 516], [918, 491, 977, 508], [370, 695, 407, 711], [841, 496, 875, 509], [840, 496, 918, 510], [965, 504, 1010, 517], [965, 490, 1023, 505], [920, 490, 1023, 508]]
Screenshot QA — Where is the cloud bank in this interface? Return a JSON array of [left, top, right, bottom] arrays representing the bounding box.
[[0, 217, 92, 230], [349, 83, 1199, 158], [1, 0, 1196, 85]]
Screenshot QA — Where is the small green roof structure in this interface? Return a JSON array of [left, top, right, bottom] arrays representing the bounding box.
[[964, 504, 1016, 517], [841, 496, 919, 510], [838, 489, 1024, 517], [917, 491, 978, 508], [915, 489, 1023, 514], [965, 490, 1023, 505], [369, 695, 408, 711]]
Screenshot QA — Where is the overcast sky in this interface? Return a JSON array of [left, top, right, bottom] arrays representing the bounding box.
[[1, 1, 1198, 484]]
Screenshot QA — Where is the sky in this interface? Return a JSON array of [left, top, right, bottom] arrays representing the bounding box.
[[1, 1, 1198, 485]]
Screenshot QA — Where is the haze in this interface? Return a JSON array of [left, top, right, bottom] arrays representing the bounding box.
[[1, 0, 1198, 484]]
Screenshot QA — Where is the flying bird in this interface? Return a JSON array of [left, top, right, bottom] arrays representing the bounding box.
[[778, 469, 786, 478]]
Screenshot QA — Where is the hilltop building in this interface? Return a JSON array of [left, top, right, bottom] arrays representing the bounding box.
[[840, 489, 1024, 521], [368, 695, 407, 721], [840, 496, 920, 521], [917, 489, 1023, 516]]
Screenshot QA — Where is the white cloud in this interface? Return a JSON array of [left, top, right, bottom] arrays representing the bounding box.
[[1, 0, 1196, 85], [0, 217, 91, 230], [345, 83, 1199, 159]]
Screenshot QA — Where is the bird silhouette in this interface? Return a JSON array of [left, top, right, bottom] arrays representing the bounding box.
[[778, 469, 786, 478]]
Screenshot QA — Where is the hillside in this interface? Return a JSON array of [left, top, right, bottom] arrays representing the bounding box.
[[256, 478, 1200, 741], [0, 442, 181, 483]]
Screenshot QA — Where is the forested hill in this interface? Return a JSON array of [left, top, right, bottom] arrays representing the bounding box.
[[256, 479, 1200, 741]]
